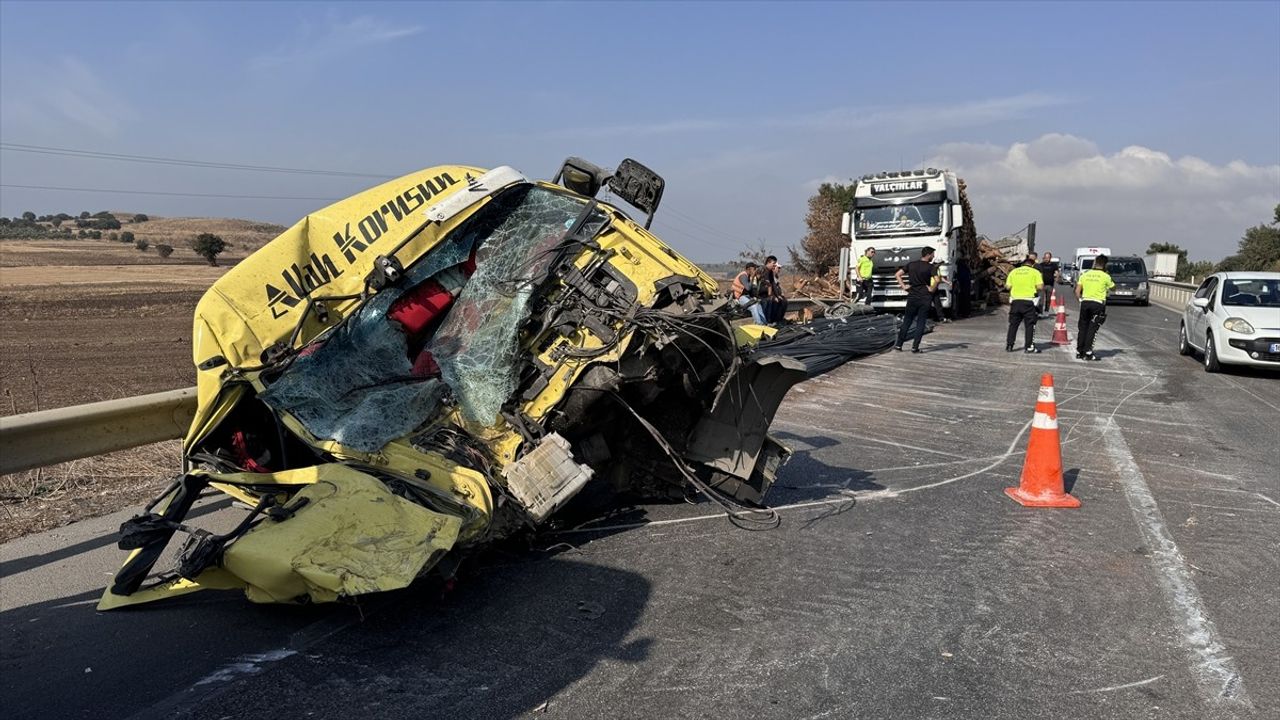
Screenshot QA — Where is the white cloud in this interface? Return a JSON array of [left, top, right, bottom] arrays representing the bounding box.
[[532, 93, 1069, 141], [249, 14, 423, 71], [772, 93, 1069, 134], [929, 134, 1280, 260]]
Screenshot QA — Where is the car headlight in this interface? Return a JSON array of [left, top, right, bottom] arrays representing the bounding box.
[[1138, 282, 1148, 291], [1223, 317, 1255, 334]]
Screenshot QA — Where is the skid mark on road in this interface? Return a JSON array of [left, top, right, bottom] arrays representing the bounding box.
[[1066, 674, 1165, 695], [1101, 416, 1251, 710]]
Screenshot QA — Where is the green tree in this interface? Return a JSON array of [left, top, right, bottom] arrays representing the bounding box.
[[135, 238, 149, 251], [1185, 260, 1215, 282], [792, 181, 857, 274], [120, 230, 135, 244], [1216, 204, 1280, 272], [131, 213, 149, 223], [156, 243, 174, 258], [21, 211, 35, 221], [192, 232, 227, 266], [107, 232, 118, 242]]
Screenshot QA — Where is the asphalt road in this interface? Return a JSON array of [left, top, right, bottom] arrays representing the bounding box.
[[2, 292, 1277, 720]]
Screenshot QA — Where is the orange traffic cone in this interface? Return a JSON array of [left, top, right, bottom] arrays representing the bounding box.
[[1051, 293, 1070, 345], [1005, 373, 1080, 508]]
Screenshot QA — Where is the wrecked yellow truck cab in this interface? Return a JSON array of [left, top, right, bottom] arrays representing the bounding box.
[[100, 158, 806, 610]]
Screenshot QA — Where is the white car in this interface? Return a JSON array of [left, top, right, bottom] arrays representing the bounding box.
[[1179, 271, 1280, 372]]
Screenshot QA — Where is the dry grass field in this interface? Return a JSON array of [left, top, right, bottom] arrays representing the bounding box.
[[0, 215, 282, 540]]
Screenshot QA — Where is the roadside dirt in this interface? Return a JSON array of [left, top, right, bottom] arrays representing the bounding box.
[[0, 238, 230, 540]]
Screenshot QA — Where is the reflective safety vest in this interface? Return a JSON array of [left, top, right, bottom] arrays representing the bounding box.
[[1078, 269, 1115, 303], [857, 256, 873, 279], [1005, 265, 1041, 300]]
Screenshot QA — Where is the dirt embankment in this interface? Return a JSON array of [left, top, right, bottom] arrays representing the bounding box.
[[0, 233, 245, 541]]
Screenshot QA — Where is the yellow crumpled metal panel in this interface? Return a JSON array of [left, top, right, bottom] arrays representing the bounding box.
[[221, 465, 462, 604]]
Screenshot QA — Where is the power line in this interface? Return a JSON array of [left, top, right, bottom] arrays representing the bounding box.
[[0, 142, 394, 179], [650, 218, 742, 254], [662, 206, 745, 244], [0, 183, 340, 201]]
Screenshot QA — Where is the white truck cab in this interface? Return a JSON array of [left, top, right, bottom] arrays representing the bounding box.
[[840, 169, 968, 310]]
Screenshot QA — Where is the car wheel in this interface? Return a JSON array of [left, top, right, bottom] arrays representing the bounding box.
[[1178, 323, 1193, 356], [1204, 333, 1221, 373], [1138, 300, 1149, 306]]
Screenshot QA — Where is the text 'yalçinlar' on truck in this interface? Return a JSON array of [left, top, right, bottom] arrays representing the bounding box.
[[838, 169, 978, 311], [98, 157, 819, 610]]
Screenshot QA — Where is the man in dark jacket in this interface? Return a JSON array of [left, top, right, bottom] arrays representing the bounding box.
[[761, 255, 787, 323], [1036, 251, 1060, 316], [893, 247, 939, 353]]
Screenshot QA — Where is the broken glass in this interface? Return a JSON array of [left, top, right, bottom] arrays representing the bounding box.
[[430, 186, 606, 425]]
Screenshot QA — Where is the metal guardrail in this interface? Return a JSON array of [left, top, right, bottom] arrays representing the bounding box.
[[1148, 279, 1197, 310], [0, 387, 196, 476]]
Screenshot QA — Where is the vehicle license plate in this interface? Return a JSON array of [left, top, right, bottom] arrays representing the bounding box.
[[1269, 343, 1280, 353], [1115, 290, 1132, 295]]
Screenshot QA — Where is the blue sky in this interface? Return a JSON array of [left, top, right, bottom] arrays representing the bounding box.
[[1, 1, 1277, 262]]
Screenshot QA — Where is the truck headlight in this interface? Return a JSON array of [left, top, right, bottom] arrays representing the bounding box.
[[1138, 282, 1148, 291], [1223, 317, 1255, 334]]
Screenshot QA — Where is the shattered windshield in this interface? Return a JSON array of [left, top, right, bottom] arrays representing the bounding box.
[[259, 184, 608, 447], [854, 202, 942, 234], [431, 186, 608, 425]]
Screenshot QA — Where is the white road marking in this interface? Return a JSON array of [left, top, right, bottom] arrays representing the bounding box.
[[1101, 416, 1250, 709]]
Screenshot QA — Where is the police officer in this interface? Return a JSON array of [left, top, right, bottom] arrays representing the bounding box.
[[1005, 255, 1043, 353], [1075, 254, 1115, 361], [855, 248, 875, 305]]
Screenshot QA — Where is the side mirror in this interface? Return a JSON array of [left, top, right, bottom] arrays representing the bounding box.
[[1192, 297, 1210, 310], [952, 204, 965, 228], [841, 212, 852, 235]]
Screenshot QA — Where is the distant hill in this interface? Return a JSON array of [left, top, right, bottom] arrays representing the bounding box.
[[124, 215, 286, 256], [0, 210, 286, 261]]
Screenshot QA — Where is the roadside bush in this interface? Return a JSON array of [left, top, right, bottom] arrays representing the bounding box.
[[120, 231, 135, 244], [132, 213, 149, 223], [156, 243, 174, 258], [135, 238, 149, 251], [191, 232, 227, 266], [89, 230, 102, 239], [77, 229, 88, 238], [107, 232, 119, 242]]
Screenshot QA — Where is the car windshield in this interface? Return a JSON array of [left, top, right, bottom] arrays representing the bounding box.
[[1222, 278, 1280, 307], [854, 202, 942, 235], [1109, 259, 1147, 277]]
